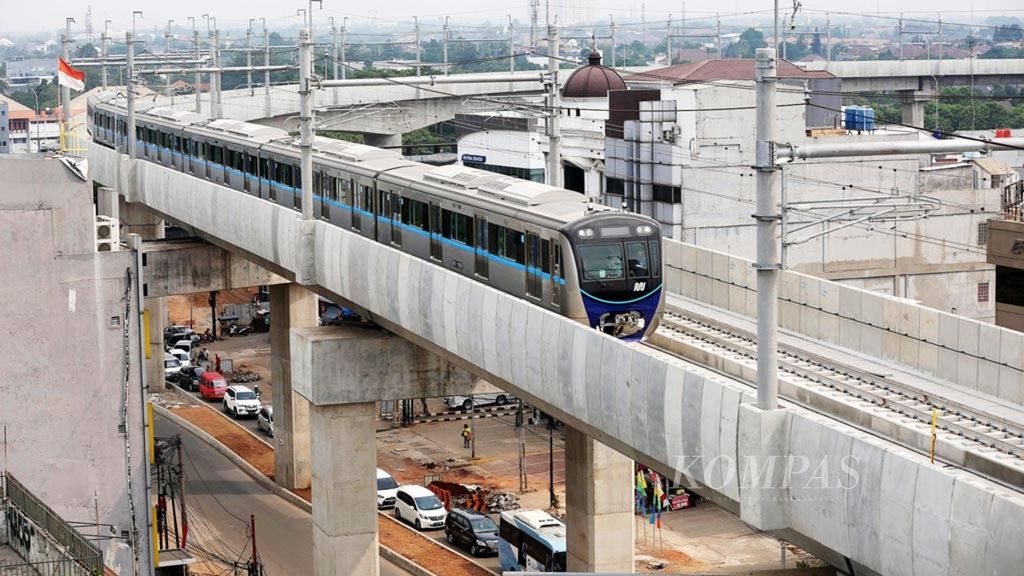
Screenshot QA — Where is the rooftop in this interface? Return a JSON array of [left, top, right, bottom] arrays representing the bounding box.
[[628, 58, 836, 83], [562, 51, 626, 98]]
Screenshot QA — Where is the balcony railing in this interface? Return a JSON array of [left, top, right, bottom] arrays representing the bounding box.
[[1003, 180, 1024, 221]]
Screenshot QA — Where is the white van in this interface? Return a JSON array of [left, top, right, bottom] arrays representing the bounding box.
[[376, 468, 399, 509]]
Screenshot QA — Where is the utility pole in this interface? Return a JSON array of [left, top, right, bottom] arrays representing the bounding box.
[[443, 17, 450, 76], [127, 31, 137, 160], [340, 17, 347, 81], [898, 13, 904, 61], [414, 16, 421, 77], [176, 438, 188, 548], [165, 20, 174, 98], [62, 17, 74, 142], [247, 20, 255, 96], [546, 24, 562, 188], [101, 20, 110, 90], [509, 15, 516, 73], [666, 14, 672, 66], [212, 27, 222, 118], [609, 14, 616, 67], [189, 17, 200, 114], [330, 17, 339, 105], [263, 18, 271, 118], [299, 28, 314, 221], [753, 47, 779, 410], [825, 12, 831, 64], [716, 14, 722, 59]]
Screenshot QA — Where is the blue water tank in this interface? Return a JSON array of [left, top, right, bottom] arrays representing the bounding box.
[[844, 106, 860, 131], [845, 106, 874, 132], [862, 107, 875, 132]]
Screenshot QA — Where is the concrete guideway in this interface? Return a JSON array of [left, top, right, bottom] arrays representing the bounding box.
[[91, 142, 1024, 575]]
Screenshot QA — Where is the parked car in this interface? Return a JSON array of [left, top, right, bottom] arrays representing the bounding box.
[[445, 508, 499, 556], [223, 385, 261, 418], [169, 339, 194, 357], [164, 357, 182, 381], [256, 406, 274, 437], [394, 485, 447, 531], [198, 371, 228, 401], [376, 469, 399, 509], [443, 393, 515, 411], [176, 365, 206, 392], [164, 325, 190, 347], [169, 348, 190, 368]]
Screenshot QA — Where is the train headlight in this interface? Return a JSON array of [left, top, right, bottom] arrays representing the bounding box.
[[578, 228, 595, 239], [636, 225, 654, 235]]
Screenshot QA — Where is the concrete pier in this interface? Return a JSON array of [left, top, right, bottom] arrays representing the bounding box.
[[119, 200, 168, 388], [565, 427, 635, 572], [311, 401, 379, 576], [271, 283, 318, 490]]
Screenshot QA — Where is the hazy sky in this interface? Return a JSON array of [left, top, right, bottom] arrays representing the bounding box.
[[3, 0, 1022, 36]]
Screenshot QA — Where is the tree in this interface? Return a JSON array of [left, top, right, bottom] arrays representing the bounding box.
[[811, 33, 822, 56], [725, 28, 766, 58], [75, 43, 98, 59], [993, 24, 1024, 43]]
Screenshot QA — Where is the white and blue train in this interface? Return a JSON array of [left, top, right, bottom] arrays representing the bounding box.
[[88, 93, 664, 340]]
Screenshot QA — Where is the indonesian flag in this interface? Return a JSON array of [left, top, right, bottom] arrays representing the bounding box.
[[58, 57, 85, 92]]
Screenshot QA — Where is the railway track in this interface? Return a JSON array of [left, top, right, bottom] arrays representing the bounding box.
[[650, 307, 1024, 489]]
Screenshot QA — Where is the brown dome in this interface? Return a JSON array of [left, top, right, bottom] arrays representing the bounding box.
[[562, 51, 625, 98]]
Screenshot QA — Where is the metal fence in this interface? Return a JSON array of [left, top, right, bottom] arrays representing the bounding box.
[[1003, 180, 1024, 221], [1, 473, 104, 575], [0, 557, 90, 576]]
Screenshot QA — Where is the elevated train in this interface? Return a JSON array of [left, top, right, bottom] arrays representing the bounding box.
[[88, 92, 664, 340]]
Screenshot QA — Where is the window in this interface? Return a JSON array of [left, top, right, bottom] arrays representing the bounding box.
[[978, 282, 990, 303], [649, 241, 661, 277], [978, 222, 989, 246], [996, 266, 1024, 307], [499, 519, 520, 548], [403, 198, 427, 229], [579, 244, 625, 281], [488, 224, 524, 264], [444, 210, 472, 245], [653, 184, 681, 203], [606, 177, 625, 196], [626, 242, 650, 277]]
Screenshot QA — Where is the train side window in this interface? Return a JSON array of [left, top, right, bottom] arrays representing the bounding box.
[[337, 178, 351, 205], [551, 244, 562, 307], [404, 198, 425, 229], [541, 239, 551, 274], [649, 241, 660, 277], [429, 203, 442, 261], [475, 218, 489, 279], [293, 166, 303, 210]]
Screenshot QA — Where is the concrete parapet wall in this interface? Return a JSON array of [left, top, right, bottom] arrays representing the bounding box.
[[142, 241, 287, 297], [664, 239, 1024, 406], [88, 142, 1024, 574]]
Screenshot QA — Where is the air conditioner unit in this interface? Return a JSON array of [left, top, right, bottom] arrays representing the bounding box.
[[96, 215, 119, 252]]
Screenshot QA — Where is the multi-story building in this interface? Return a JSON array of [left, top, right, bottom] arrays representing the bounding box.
[[2, 58, 54, 91], [0, 98, 9, 153]]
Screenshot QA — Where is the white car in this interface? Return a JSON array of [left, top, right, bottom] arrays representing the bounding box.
[[394, 485, 447, 530], [443, 393, 515, 411], [223, 385, 261, 418], [377, 469, 399, 509], [170, 339, 193, 357], [168, 348, 191, 367], [163, 357, 182, 381]]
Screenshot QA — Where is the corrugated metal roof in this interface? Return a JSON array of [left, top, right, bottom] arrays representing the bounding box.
[[972, 155, 1015, 175]]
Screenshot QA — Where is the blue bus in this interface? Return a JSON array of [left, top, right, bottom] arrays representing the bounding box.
[[498, 509, 567, 572]]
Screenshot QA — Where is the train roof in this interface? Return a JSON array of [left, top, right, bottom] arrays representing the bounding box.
[[313, 136, 402, 163]]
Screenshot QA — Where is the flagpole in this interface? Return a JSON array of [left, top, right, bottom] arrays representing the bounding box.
[[62, 17, 75, 153]]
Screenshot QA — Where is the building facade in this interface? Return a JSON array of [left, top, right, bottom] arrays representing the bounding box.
[[0, 100, 9, 153], [3, 58, 54, 92]]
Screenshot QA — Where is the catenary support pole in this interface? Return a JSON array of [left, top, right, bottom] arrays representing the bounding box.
[[165, 20, 174, 99], [340, 18, 347, 81], [192, 24, 201, 114], [666, 14, 672, 66], [127, 32, 137, 159], [331, 19, 339, 105], [213, 28, 222, 118], [247, 20, 254, 96], [546, 24, 562, 188], [62, 18, 74, 143], [263, 19, 271, 118], [414, 16, 421, 77], [443, 17, 449, 76], [101, 21, 110, 90], [299, 28, 314, 221], [754, 47, 779, 410], [610, 14, 616, 67]]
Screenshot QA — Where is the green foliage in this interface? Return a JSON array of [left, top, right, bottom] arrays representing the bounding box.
[[402, 127, 449, 155], [853, 87, 1024, 132], [981, 46, 1024, 59], [75, 43, 99, 59], [724, 28, 767, 58], [321, 132, 364, 143]]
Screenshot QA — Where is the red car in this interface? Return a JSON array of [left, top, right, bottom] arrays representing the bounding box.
[[198, 371, 228, 400]]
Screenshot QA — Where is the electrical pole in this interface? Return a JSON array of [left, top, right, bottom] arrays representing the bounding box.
[[666, 14, 672, 66], [165, 20, 174, 99], [330, 17, 339, 105], [299, 28, 314, 221], [754, 47, 779, 411], [443, 16, 450, 76], [189, 17, 200, 114], [340, 17, 347, 81], [62, 17, 74, 143], [509, 15, 515, 73], [716, 14, 722, 59], [546, 24, 562, 188], [414, 16, 421, 77], [609, 14, 616, 67], [247, 20, 255, 96], [213, 27, 222, 118], [898, 13, 904, 61], [825, 12, 831, 64], [127, 31, 136, 160], [101, 20, 110, 90], [263, 18, 271, 118]]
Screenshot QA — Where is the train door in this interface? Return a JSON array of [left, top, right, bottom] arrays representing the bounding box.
[[429, 203, 442, 261], [525, 232, 542, 299], [550, 242, 562, 308], [475, 217, 489, 279], [390, 192, 402, 247], [379, 189, 391, 243]]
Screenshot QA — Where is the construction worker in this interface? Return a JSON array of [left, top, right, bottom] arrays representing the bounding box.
[[461, 424, 472, 449]]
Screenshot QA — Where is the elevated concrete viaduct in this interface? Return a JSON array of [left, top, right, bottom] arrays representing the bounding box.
[[91, 141, 1024, 576]]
